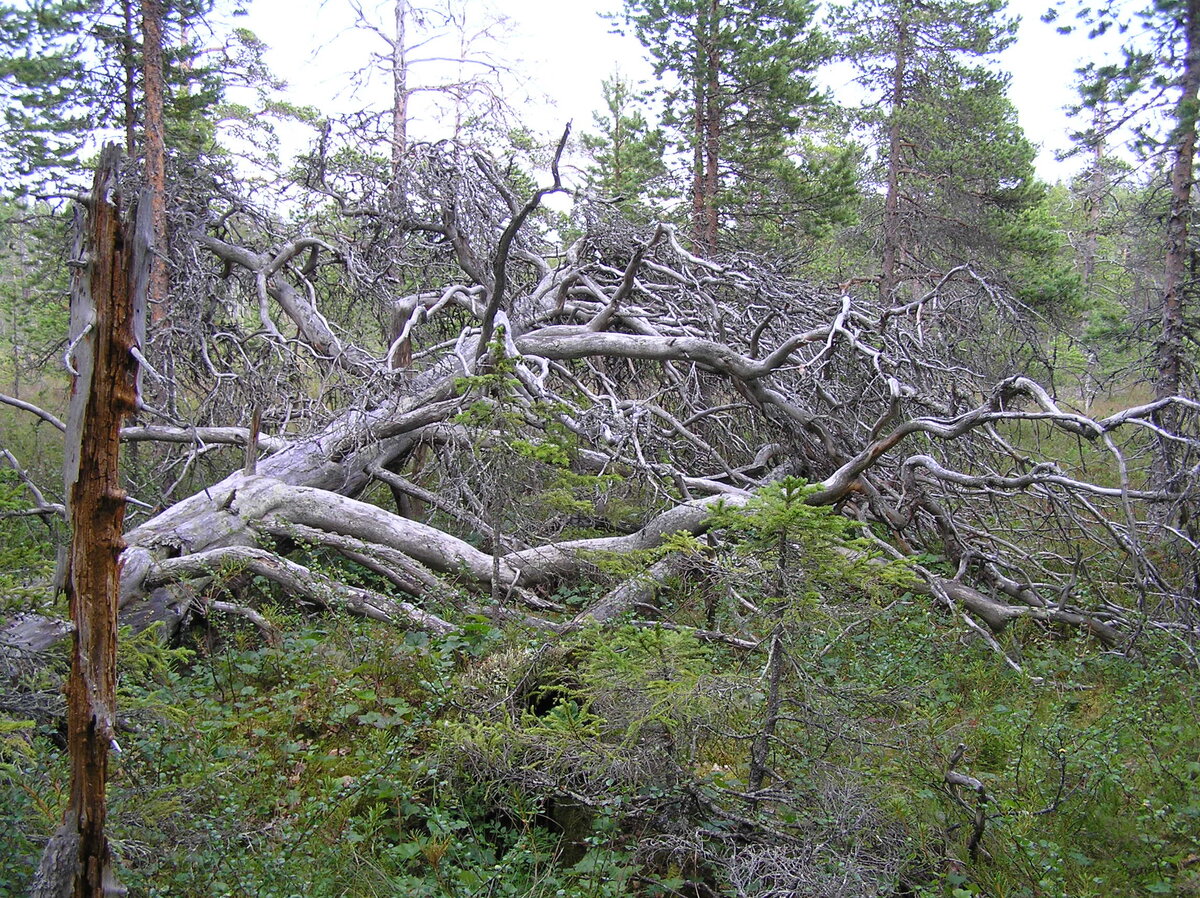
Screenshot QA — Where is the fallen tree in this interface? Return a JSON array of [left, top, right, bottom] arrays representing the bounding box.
[[3, 139, 1198, 669]]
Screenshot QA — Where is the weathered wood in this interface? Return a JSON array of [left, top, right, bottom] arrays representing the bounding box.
[[0, 613, 73, 657], [32, 144, 143, 898]]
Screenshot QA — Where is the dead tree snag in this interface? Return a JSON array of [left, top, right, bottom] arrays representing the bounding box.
[[32, 145, 145, 898]]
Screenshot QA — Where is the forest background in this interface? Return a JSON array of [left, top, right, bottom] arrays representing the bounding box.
[[0, 0, 1198, 896]]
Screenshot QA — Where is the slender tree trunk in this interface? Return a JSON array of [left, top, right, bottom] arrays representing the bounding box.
[[32, 145, 146, 898], [748, 529, 792, 802], [1081, 111, 1106, 297], [391, 0, 409, 206], [881, 6, 908, 302], [1159, 0, 1200, 404], [1081, 105, 1108, 412], [691, 71, 706, 251], [121, 0, 136, 155], [702, 0, 721, 254], [1152, 0, 1200, 508], [12, 224, 29, 397], [388, 0, 413, 370], [141, 0, 167, 328], [747, 624, 785, 799]]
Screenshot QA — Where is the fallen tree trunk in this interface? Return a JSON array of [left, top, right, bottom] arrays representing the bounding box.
[[5, 141, 1197, 669]]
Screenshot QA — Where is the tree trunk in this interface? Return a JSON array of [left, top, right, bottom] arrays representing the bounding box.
[[747, 624, 786, 799], [1081, 105, 1107, 298], [391, 0, 409, 206], [121, 0, 136, 155], [880, 4, 908, 302], [141, 0, 168, 329], [1153, 0, 1200, 502], [702, 0, 721, 255], [691, 65, 706, 252], [32, 145, 145, 898], [1159, 0, 1200, 403]]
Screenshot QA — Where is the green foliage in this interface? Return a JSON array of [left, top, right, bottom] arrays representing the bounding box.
[[0, 199, 71, 401], [0, 0, 282, 189], [2, 566, 1197, 896], [0, 470, 57, 616], [995, 194, 1085, 315], [831, 0, 1080, 310], [708, 476, 914, 610], [448, 345, 646, 545], [727, 133, 863, 247], [616, 0, 851, 247], [1047, 0, 1197, 155], [580, 73, 668, 219], [0, 0, 98, 183]]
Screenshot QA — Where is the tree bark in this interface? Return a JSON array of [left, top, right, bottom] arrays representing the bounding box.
[[691, 48, 706, 252], [141, 0, 168, 328], [747, 625, 785, 798], [32, 145, 145, 898], [1159, 0, 1200, 401], [880, 2, 908, 302], [702, 0, 721, 254], [121, 0, 136, 155], [1154, 0, 1200, 498], [391, 0, 409, 204]]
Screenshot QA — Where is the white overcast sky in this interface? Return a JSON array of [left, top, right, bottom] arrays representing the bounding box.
[[236, 0, 1124, 185]]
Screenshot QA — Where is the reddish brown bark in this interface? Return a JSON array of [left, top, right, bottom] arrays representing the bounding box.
[[702, 0, 721, 254], [880, 4, 908, 302], [142, 0, 168, 327], [31, 146, 145, 898]]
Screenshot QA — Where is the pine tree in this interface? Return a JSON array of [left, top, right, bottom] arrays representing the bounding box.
[[1050, 0, 1200, 403], [1049, 0, 1200, 513], [616, 0, 836, 254], [832, 0, 1073, 309], [0, 0, 99, 186], [580, 74, 667, 220], [0, 0, 250, 192]]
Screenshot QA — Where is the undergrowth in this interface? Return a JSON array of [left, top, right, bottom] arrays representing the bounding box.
[[3, 605, 1197, 896], [1, 485, 1197, 896]]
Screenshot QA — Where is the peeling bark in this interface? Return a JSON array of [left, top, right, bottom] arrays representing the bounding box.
[[33, 145, 144, 898]]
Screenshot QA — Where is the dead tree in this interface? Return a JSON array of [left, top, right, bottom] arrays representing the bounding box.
[[31, 146, 145, 897], [3, 136, 1199, 672]]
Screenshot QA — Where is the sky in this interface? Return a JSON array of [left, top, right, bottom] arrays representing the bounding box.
[[235, 0, 1124, 185]]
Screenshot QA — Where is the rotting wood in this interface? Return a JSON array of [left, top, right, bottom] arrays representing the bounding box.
[[32, 145, 145, 898]]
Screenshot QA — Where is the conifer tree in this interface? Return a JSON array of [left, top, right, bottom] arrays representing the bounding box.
[[0, 0, 100, 185], [1049, 0, 1200, 511], [616, 0, 838, 254], [832, 0, 1073, 308], [0, 0, 249, 192], [581, 74, 667, 220], [1049, 0, 1200, 403]]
